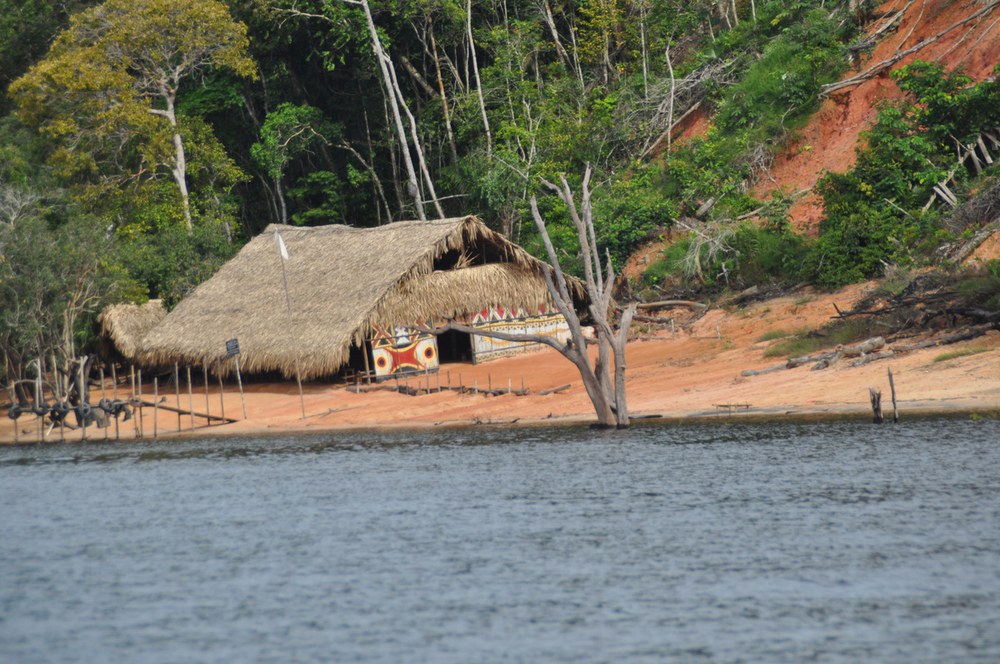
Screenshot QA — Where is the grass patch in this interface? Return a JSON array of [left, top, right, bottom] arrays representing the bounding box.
[[762, 320, 875, 359], [763, 335, 827, 358], [933, 347, 990, 363], [756, 328, 790, 342]]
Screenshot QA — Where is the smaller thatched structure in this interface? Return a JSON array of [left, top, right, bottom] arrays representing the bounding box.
[[139, 216, 582, 379], [98, 300, 167, 363]]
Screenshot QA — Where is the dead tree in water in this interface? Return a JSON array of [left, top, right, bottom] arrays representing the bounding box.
[[428, 165, 637, 428]]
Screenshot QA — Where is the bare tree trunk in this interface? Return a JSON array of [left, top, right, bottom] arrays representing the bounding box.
[[357, 0, 426, 219], [150, 94, 192, 231], [274, 175, 288, 225], [467, 0, 493, 158], [339, 140, 393, 225], [665, 40, 676, 154], [430, 30, 459, 164], [385, 55, 445, 218], [639, 0, 649, 101], [565, 13, 587, 92]]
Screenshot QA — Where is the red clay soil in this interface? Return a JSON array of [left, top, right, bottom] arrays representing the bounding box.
[[755, 0, 1000, 232], [626, 0, 1000, 280], [4, 281, 998, 443]]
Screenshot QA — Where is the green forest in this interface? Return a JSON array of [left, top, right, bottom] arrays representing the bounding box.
[[2, 0, 999, 381]]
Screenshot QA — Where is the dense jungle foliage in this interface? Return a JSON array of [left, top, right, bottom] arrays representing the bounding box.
[[1, 0, 998, 379]]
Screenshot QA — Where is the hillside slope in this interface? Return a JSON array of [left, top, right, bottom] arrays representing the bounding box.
[[754, 0, 1000, 231]]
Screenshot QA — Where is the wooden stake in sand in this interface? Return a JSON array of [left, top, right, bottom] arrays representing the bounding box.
[[203, 365, 210, 426], [153, 377, 159, 438], [234, 355, 247, 420], [888, 367, 898, 424], [52, 353, 64, 442], [111, 363, 120, 441], [187, 366, 195, 431], [174, 364, 182, 432], [34, 358, 43, 444], [218, 374, 226, 423], [8, 380, 17, 445], [273, 229, 306, 419], [130, 365, 137, 438], [137, 369, 144, 439], [869, 387, 883, 425], [79, 360, 88, 443], [100, 366, 108, 441]]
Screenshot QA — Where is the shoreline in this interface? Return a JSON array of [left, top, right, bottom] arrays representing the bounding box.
[[3, 394, 996, 447], [3, 282, 999, 445]]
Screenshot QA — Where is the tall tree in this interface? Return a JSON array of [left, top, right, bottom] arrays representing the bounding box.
[[10, 0, 257, 231], [429, 165, 637, 428]]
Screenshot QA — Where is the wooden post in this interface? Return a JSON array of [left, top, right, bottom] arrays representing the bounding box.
[[111, 363, 119, 442], [888, 368, 898, 424], [8, 381, 17, 445], [187, 366, 194, 431], [153, 377, 159, 438], [174, 364, 182, 432], [869, 387, 883, 424], [362, 342, 372, 385], [35, 358, 43, 444], [137, 369, 144, 439], [488, 373, 492, 391], [79, 360, 88, 443], [295, 364, 305, 419], [52, 353, 64, 442], [218, 373, 226, 422], [130, 365, 137, 438], [203, 365, 210, 426], [234, 356, 247, 420], [100, 366, 108, 441]]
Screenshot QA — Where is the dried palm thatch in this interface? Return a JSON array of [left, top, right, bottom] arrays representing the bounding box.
[[140, 216, 578, 379], [99, 299, 167, 362], [375, 262, 558, 324]]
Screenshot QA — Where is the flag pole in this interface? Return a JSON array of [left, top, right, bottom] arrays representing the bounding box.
[[275, 229, 306, 419]]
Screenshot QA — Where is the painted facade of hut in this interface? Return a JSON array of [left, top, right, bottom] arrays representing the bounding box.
[[139, 216, 579, 380]]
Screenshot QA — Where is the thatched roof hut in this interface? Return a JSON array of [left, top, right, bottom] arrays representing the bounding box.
[[140, 216, 579, 379], [99, 299, 168, 363]]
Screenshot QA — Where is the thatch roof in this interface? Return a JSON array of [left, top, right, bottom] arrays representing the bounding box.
[[99, 299, 167, 362], [140, 216, 577, 379]]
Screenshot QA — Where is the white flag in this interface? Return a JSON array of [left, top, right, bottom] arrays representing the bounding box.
[[274, 229, 289, 260]]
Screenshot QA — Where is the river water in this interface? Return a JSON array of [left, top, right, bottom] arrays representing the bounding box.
[[1, 418, 998, 663]]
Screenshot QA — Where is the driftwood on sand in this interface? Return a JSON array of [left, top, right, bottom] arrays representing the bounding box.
[[741, 325, 993, 378]]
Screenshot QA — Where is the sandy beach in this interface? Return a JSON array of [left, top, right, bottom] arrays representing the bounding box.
[[3, 279, 998, 444]]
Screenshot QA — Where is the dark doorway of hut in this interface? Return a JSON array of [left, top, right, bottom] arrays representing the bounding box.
[[344, 343, 375, 385], [436, 330, 473, 364]]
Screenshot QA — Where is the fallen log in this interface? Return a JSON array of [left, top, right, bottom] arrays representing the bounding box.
[[134, 399, 236, 423], [938, 326, 989, 345], [840, 336, 886, 358], [636, 299, 708, 311], [787, 351, 838, 368], [536, 384, 571, 396], [849, 349, 895, 368], [821, 1, 1000, 97], [741, 363, 788, 377], [892, 339, 938, 353]]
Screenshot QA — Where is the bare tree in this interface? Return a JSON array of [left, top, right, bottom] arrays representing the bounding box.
[[426, 165, 637, 428], [0, 182, 43, 226]]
